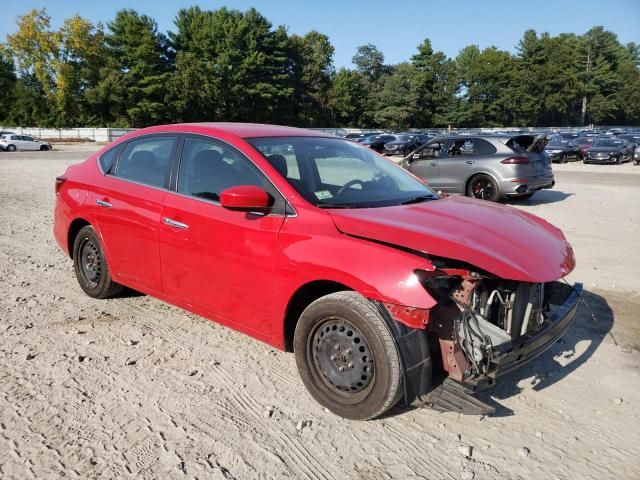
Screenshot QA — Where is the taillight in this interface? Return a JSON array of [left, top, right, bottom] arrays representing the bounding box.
[[501, 156, 530, 165], [55, 176, 66, 195]]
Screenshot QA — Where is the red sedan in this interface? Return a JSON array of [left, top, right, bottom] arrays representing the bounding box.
[[54, 123, 582, 419]]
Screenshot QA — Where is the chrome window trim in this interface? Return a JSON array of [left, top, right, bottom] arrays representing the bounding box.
[[98, 131, 297, 218], [174, 133, 297, 218]]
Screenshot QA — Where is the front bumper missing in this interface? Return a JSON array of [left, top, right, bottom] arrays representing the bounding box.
[[469, 281, 583, 387]]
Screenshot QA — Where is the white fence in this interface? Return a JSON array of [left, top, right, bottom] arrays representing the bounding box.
[[0, 127, 137, 142]]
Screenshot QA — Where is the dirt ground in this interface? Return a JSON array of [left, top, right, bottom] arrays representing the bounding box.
[[1, 147, 639, 480]]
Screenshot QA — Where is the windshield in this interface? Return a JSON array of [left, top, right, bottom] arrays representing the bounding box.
[[593, 139, 622, 148], [247, 136, 438, 208], [394, 135, 413, 142]]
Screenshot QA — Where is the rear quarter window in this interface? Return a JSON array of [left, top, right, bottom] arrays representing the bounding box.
[[98, 145, 122, 174]]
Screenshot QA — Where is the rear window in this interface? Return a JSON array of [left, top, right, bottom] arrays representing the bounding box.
[[115, 136, 176, 188]]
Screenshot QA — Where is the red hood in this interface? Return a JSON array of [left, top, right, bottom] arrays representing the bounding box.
[[329, 196, 575, 282]]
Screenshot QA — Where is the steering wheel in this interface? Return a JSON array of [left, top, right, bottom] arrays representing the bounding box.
[[336, 179, 365, 196]]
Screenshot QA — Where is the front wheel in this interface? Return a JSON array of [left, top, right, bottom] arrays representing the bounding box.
[[73, 225, 123, 299], [39, 145, 49, 151], [616, 155, 622, 165], [466, 174, 501, 202], [294, 292, 403, 420]]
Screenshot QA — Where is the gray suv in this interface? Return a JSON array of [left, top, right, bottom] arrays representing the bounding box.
[[401, 134, 554, 201]]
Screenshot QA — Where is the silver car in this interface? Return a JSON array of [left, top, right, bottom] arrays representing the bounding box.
[[400, 134, 554, 201], [0, 134, 52, 152]]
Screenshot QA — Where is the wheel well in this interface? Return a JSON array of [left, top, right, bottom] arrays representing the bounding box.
[[67, 218, 91, 259], [283, 280, 352, 352], [465, 172, 498, 194]]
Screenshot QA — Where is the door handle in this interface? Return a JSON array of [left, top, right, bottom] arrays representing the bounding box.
[[430, 161, 438, 166], [163, 217, 189, 230], [465, 160, 474, 164], [96, 199, 112, 208]]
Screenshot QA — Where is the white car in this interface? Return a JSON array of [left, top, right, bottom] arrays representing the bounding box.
[[0, 134, 52, 152]]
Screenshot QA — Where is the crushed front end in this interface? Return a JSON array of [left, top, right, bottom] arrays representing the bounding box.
[[418, 266, 582, 390]]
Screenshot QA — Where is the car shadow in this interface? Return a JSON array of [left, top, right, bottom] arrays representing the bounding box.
[[505, 190, 574, 205], [384, 289, 613, 419], [479, 289, 613, 415]]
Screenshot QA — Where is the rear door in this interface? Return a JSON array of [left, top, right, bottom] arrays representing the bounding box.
[[90, 134, 177, 292], [159, 135, 286, 335]]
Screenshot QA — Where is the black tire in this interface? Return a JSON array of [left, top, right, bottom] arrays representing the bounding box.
[[72, 225, 123, 299], [511, 192, 535, 201], [616, 155, 622, 165], [39, 145, 49, 151], [293, 291, 402, 420], [558, 153, 567, 164], [7, 144, 16, 152], [466, 174, 501, 202], [633, 159, 639, 166]]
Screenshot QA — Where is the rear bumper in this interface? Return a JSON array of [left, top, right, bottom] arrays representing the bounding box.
[[501, 174, 555, 195], [466, 281, 582, 389]]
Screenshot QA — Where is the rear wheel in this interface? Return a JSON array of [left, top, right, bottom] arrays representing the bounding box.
[[294, 291, 402, 420], [73, 225, 123, 299], [466, 174, 500, 202], [7, 145, 16, 152]]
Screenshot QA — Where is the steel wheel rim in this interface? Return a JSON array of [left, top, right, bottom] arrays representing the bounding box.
[[472, 178, 494, 199], [79, 238, 102, 287], [308, 317, 375, 395]]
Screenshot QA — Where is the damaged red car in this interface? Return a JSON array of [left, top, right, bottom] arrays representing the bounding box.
[[54, 124, 582, 420]]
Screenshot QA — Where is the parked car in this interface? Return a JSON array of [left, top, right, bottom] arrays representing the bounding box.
[[361, 134, 396, 153], [543, 137, 581, 163], [584, 138, 633, 164], [0, 134, 52, 152], [574, 137, 595, 160], [383, 134, 422, 156], [344, 132, 382, 143], [53, 123, 580, 420], [401, 134, 554, 202], [604, 128, 622, 136]]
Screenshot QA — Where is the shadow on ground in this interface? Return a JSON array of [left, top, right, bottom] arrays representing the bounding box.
[[505, 190, 574, 205], [386, 288, 613, 419]]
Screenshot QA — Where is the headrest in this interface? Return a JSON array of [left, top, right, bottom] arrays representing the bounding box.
[[267, 154, 288, 178]]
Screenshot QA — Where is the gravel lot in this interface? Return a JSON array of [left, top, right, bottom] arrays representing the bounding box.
[[1, 147, 639, 480]]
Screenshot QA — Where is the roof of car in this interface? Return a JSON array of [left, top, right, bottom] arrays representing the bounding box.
[[137, 122, 335, 139]]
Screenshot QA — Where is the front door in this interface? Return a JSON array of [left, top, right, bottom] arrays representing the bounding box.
[[408, 140, 446, 188], [159, 135, 286, 336]]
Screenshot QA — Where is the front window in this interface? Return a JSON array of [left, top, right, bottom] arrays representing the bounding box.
[[247, 136, 437, 208]]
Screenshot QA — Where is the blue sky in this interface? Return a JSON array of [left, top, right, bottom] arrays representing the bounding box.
[[1, 0, 639, 68]]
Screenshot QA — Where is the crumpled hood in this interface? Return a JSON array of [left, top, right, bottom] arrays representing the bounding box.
[[329, 196, 575, 282]]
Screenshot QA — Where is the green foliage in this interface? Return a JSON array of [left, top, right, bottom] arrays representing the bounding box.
[[2, 7, 639, 128]]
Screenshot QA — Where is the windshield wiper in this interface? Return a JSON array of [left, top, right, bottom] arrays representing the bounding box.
[[401, 195, 437, 205], [316, 203, 362, 209]]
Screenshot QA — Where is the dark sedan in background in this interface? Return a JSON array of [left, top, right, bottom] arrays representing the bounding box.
[[584, 138, 634, 164], [361, 134, 397, 153], [543, 137, 581, 163], [383, 134, 423, 156]]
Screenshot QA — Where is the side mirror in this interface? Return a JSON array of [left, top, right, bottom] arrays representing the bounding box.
[[220, 185, 271, 211]]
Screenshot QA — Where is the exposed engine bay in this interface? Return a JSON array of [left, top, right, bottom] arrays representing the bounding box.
[[418, 267, 580, 386]]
